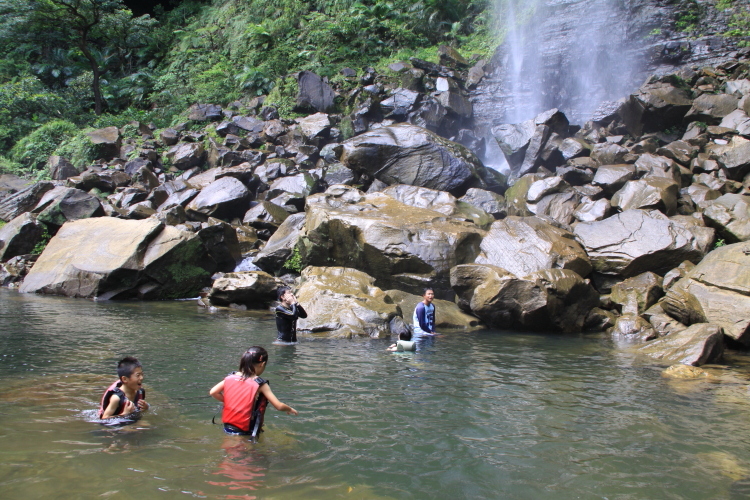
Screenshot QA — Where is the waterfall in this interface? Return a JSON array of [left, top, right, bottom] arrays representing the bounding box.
[[489, 0, 646, 125]]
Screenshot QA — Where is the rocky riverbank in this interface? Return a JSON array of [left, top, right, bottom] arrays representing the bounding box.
[[2, 45, 750, 370]]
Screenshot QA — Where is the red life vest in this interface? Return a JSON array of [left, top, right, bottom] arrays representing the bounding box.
[[221, 373, 269, 434], [99, 380, 145, 419]]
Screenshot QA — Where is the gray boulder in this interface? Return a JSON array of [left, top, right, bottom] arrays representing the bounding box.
[[662, 242, 750, 344], [296, 266, 400, 338], [574, 209, 705, 278], [638, 323, 724, 366], [611, 178, 679, 215], [685, 93, 740, 124], [19, 218, 215, 299], [243, 201, 291, 230], [611, 314, 657, 342], [85, 127, 121, 160], [254, 213, 306, 273], [186, 177, 251, 220], [450, 264, 598, 333], [380, 88, 421, 117], [382, 184, 493, 228], [300, 185, 485, 296], [33, 187, 103, 227], [0, 213, 45, 261], [610, 272, 664, 315], [167, 143, 205, 170], [188, 103, 222, 121], [197, 218, 242, 272], [702, 193, 750, 243], [0, 181, 55, 221], [592, 164, 636, 194], [207, 271, 281, 307], [48, 156, 78, 180], [459, 188, 505, 218], [296, 71, 335, 112], [475, 217, 591, 278], [340, 123, 496, 195]]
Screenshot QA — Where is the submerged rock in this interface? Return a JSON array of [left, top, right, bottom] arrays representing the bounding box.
[[207, 271, 281, 307], [638, 323, 724, 366], [450, 264, 597, 333], [662, 242, 750, 344]]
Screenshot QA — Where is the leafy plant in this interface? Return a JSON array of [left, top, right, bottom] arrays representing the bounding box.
[[32, 223, 51, 255], [714, 238, 726, 249], [9, 120, 78, 175], [282, 246, 303, 273], [266, 76, 301, 120]]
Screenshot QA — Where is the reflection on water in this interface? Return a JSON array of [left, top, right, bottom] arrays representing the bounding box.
[[2, 289, 750, 499]]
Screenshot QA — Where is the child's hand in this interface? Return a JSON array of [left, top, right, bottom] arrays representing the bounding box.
[[138, 400, 149, 411], [122, 400, 136, 415], [286, 407, 298, 416]]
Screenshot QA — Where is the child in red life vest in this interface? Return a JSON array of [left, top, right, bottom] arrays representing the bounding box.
[[99, 356, 150, 419], [209, 346, 298, 437]]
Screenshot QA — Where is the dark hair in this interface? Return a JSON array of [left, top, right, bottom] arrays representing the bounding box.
[[399, 330, 412, 341], [238, 346, 268, 378], [276, 286, 292, 301], [422, 287, 434, 296], [117, 357, 142, 379]]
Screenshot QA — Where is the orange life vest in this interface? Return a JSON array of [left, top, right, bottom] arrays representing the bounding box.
[[221, 373, 269, 434]]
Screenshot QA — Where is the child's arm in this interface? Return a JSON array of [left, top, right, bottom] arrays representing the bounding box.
[[209, 380, 225, 402], [386, 343, 397, 351], [259, 384, 298, 415], [101, 395, 135, 419]]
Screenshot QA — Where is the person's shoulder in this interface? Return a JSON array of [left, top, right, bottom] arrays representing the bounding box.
[[255, 376, 268, 386], [415, 301, 425, 310]]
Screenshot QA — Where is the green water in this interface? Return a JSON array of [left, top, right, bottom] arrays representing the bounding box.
[[2, 289, 750, 499]]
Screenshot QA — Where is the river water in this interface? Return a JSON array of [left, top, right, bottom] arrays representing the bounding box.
[[2, 289, 750, 499]]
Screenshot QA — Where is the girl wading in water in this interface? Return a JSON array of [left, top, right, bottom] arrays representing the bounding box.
[[210, 346, 297, 439]]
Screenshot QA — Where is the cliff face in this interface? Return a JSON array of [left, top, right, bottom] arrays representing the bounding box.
[[471, 0, 745, 130]]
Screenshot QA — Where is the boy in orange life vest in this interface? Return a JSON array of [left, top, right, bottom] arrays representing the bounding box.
[[209, 346, 298, 437], [99, 356, 150, 419]]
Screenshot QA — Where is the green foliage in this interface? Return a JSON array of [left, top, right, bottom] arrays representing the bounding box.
[[283, 246, 304, 273], [714, 238, 726, 249], [723, 3, 750, 46], [266, 76, 302, 120], [0, 76, 65, 151], [0, 220, 5, 229], [32, 223, 51, 255], [675, 0, 704, 33], [9, 120, 78, 175], [53, 130, 99, 170]]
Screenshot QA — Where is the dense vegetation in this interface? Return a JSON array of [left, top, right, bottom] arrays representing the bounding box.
[[0, 0, 748, 179], [0, 0, 497, 177]]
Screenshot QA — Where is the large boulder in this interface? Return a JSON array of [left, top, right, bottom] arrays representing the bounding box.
[[85, 127, 121, 160], [19, 218, 215, 299], [340, 123, 499, 195], [662, 242, 750, 344], [702, 194, 750, 243], [381, 184, 493, 228], [450, 263, 598, 332], [574, 209, 705, 278], [384, 289, 483, 330], [637, 323, 724, 366], [296, 71, 335, 113], [47, 156, 78, 180], [492, 109, 569, 176], [0, 213, 45, 261], [207, 271, 281, 307], [475, 217, 591, 278], [0, 181, 55, 221], [166, 142, 206, 170], [296, 266, 400, 338], [197, 219, 241, 272], [32, 187, 103, 227], [610, 272, 664, 315], [186, 177, 251, 220], [459, 188, 505, 218], [684, 94, 740, 124], [253, 213, 306, 273], [611, 178, 679, 215], [300, 185, 485, 296]]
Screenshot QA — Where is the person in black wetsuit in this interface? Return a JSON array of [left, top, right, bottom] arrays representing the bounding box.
[[275, 286, 307, 344]]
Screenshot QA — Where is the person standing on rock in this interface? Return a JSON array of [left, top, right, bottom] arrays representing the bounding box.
[[274, 287, 307, 344], [413, 288, 437, 337]]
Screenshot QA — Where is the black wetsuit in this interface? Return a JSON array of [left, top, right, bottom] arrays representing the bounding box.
[[275, 303, 307, 342]]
